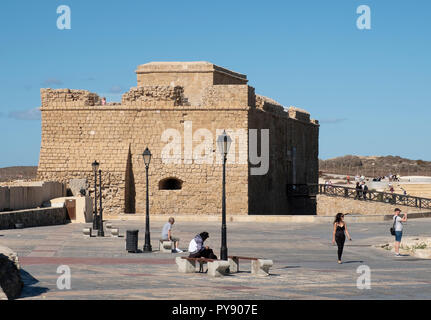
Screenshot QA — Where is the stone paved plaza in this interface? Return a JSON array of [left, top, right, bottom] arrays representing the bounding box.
[[1, 217, 431, 300]]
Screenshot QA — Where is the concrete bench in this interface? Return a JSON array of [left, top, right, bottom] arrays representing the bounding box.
[[159, 240, 174, 253], [110, 228, 119, 237], [228, 256, 273, 276], [176, 257, 230, 277], [82, 227, 92, 237]]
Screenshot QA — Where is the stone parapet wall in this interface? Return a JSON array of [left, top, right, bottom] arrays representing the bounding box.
[[0, 207, 68, 230], [287, 106, 311, 123], [41, 88, 100, 107], [201, 85, 255, 107], [255, 95, 285, 115], [317, 194, 426, 216], [37, 171, 124, 215], [122, 86, 185, 106], [0, 182, 66, 212]]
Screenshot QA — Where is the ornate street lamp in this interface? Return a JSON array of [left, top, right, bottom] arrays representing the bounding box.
[[143, 147, 152, 252], [217, 130, 232, 260], [91, 160, 99, 230], [97, 169, 104, 237]]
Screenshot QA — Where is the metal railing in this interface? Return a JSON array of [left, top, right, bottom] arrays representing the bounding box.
[[287, 183, 431, 210]]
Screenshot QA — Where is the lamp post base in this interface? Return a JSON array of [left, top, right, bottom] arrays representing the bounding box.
[[143, 244, 152, 252], [220, 247, 228, 261]]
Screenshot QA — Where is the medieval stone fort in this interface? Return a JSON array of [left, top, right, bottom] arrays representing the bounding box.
[[37, 62, 319, 216]]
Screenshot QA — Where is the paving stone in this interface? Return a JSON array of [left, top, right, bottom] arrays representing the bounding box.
[[0, 219, 430, 299]]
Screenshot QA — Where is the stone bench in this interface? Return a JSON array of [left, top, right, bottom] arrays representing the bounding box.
[[159, 240, 174, 253], [82, 227, 92, 237], [110, 228, 119, 237], [228, 256, 273, 276], [176, 257, 230, 277]]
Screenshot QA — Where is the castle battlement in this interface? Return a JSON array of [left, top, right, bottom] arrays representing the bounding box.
[[40, 62, 316, 125]]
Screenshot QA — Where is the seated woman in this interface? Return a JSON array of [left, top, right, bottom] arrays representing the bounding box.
[[188, 232, 217, 259]]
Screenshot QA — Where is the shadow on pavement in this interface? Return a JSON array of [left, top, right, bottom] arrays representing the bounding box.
[[19, 269, 49, 299], [341, 260, 364, 264]]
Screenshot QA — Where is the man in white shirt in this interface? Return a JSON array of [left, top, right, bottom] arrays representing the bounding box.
[[393, 208, 407, 256], [161, 217, 183, 253]]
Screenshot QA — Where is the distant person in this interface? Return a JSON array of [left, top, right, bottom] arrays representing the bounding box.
[[393, 208, 407, 257], [355, 182, 362, 200], [332, 213, 352, 264], [347, 175, 350, 184], [188, 232, 217, 259], [161, 217, 183, 253], [101, 97, 106, 106], [362, 182, 368, 200]]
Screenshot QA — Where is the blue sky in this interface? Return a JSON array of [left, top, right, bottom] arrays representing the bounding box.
[[0, 0, 430, 167]]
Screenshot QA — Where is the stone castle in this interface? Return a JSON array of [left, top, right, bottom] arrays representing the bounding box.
[[37, 62, 319, 216]]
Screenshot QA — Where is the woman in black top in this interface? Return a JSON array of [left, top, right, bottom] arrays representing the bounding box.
[[332, 213, 352, 264]]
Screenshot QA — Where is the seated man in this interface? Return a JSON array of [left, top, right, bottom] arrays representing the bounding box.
[[188, 232, 217, 259], [161, 217, 182, 253]]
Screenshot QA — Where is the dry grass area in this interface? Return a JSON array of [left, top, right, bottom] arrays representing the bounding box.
[[0, 166, 37, 182], [320, 155, 431, 177]]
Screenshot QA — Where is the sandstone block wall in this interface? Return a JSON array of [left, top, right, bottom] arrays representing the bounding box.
[[248, 97, 319, 214], [38, 104, 249, 215], [136, 62, 248, 106], [37, 62, 319, 216], [122, 86, 185, 106], [41, 88, 100, 107], [0, 207, 68, 230], [202, 85, 255, 108]]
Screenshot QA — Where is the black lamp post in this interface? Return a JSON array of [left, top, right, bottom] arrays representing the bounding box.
[[92, 160, 99, 230], [97, 169, 104, 237], [142, 147, 152, 252], [217, 130, 232, 260]]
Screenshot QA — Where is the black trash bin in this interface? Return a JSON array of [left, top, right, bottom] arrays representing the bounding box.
[[126, 229, 139, 253]]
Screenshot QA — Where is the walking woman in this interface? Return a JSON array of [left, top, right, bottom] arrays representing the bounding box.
[[332, 213, 352, 264]]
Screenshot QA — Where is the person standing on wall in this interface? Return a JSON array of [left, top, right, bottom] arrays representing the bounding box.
[[332, 213, 352, 264], [362, 181, 368, 200], [393, 208, 407, 257], [355, 182, 362, 200]]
